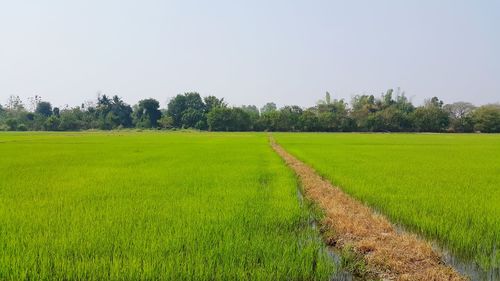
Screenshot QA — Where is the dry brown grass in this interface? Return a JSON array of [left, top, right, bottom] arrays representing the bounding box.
[[271, 138, 466, 281]]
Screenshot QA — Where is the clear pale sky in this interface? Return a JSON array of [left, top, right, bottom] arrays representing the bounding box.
[[1, 0, 499, 108]]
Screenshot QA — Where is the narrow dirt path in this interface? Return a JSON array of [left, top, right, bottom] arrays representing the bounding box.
[[270, 137, 466, 281]]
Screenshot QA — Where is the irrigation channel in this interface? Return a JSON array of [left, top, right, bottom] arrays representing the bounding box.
[[296, 186, 356, 281], [269, 136, 474, 281]]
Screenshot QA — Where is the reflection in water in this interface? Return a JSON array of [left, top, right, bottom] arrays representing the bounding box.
[[327, 247, 355, 281], [298, 188, 356, 281], [303, 192, 499, 281], [392, 221, 499, 281], [440, 247, 499, 281]]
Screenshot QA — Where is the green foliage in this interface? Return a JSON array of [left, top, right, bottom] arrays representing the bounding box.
[[472, 104, 500, 133], [5, 118, 18, 131], [298, 109, 320, 132], [181, 108, 205, 129], [340, 244, 367, 277], [276, 133, 500, 271], [204, 95, 227, 112], [412, 97, 449, 132], [167, 92, 206, 128], [17, 123, 28, 131], [350, 90, 415, 132], [43, 115, 61, 131], [1, 90, 499, 132], [444, 102, 475, 133], [95, 95, 133, 129], [158, 115, 174, 129], [135, 98, 162, 128], [35, 101, 53, 117], [207, 107, 252, 131], [59, 108, 86, 131], [0, 132, 334, 280], [260, 102, 277, 114]]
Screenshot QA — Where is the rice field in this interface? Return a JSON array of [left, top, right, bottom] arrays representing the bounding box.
[[2, 131, 499, 280], [0, 132, 334, 280], [274, 133, 500, 272]]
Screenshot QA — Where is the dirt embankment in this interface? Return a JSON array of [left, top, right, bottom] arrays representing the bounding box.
[[270, 138, 466, 281]]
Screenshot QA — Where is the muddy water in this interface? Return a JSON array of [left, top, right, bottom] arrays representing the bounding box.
[[297, 189, 357, 281], [327, 247, 358, 281], [439, 246, 499, 281], [391, 222, 499, 281], [296, 176, 497, 280]]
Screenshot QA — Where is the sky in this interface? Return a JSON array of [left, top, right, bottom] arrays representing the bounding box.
[[0, 0, 499, 109]]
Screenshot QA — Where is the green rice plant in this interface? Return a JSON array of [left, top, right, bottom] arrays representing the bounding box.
[[274, 133, 500, 271], [0, 132, 334, 280]]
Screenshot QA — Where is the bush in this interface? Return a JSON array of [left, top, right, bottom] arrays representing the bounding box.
[[5, 118, 18, 131], [17, 124, 28, 131]]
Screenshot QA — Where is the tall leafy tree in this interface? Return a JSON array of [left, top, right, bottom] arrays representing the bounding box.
[[207, 107, 251, 131], [204, 96, 226, 112], [412, 97, 449, 132], [276, 106, 303, 131], [472, 104, 500, 133], [35, 101, 53, 117], [350, 95, 378, 131], [167, 92, 206, 128], [135, 98, 162, 128], [241, 105, 260, 129], [298, 109, 320, 131], [110, 95, 133, 128], [260, 102, 277, 114], [94, 95, 133, 129], [444, 102, 475, 132]]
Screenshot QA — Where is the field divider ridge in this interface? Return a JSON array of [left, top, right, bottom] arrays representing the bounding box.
[[269, 136, 466, 281]]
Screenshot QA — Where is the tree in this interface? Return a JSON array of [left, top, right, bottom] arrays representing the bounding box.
[[158, 115, 174, 129], [17, 123, 28, 131], [260, 102, 277, 114], [53, 107, 60, 117], [472, 104, 500, 133], [135, 98, 162, 128], [350, 95, 378, 131], [298, 109, 319, 131], [110, 95, 133, 128], [241, 105, 260, 129], [181, 108, 205, 129], [58, 107, 86, 131], [317, 91, 332, 105], [204, 96, 226, 112], [412, 97, 449, 132], [317, 97, 351, 131], [167, 95, 186, 127], [27, 95, 42, 112], [207, 107, 233, 131], [35, 101, 53, 117], [207, 107, 251, 131], [444, 102, 475, 132], [258, 110, 280, 131], [167, 92, 206, 128], [94, 95, 133, 129], [275, 106, 302, 131], [230, 108, 252, 131], [43, 115, 61, 131], [5, 95, 24, 111], [5, 118, 18, 131]]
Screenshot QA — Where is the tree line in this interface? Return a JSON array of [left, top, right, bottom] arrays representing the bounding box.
[[1, 90, 499, 132]]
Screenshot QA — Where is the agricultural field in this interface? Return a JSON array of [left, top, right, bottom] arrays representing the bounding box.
[[274, 133, 500, 273], [0, 132, 334, 280]]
